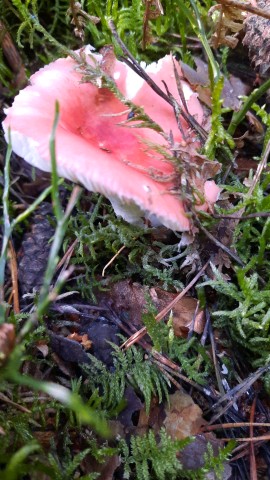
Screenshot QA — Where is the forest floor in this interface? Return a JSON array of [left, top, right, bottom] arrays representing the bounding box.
[[1, 1, 270, 479]]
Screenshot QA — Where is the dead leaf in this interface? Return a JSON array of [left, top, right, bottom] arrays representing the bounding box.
[[85, 319, 120, 366], [142, 0, 164, 48], [103, 280, 146, 328], [67, 332, 93, 350], [234, 156, 261, 174], [0, 323, 15, 364], [149, 287, 205, 336], [209, 3, 246, 49], [181, 57, 250, 109], [106, 280, 205, 336], [163, 390, 206, 440], [137, 397, 164, 436], [81, 451, 121, 480], [36, 343, 49, 357], [0, 20, 27, 88], [33, 430, 55, 450]]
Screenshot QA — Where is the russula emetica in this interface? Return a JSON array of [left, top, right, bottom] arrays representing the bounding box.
[[2, 47, 220, 231]]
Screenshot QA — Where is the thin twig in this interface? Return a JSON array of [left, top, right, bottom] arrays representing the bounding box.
[[109, 308, 218, 398], [121, 259, 210, 349], [208, 366, 270, 425], [213, 212, 270, 220], [194, 214, 245, 266], [102, 245, 126, 277], [153, 360, 182, 390], [222, 434, 270, 443], [249, 396, 258, 480], [108, 19, 207, 142], [203, 422, 270, 431], [56, 238, 78, 272], [0, 392, 32, 415]]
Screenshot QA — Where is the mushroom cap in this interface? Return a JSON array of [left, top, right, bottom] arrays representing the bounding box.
[[2, 49, 218, 231]]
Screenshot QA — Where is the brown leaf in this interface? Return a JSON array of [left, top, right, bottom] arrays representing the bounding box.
[[210, 3, 246, 49], [0, 21, 27, 88], [18, 203, 54, 296], [33, 431, 55, 450], [67, 332, 92, 350], [137, 397, 163, 435], [163, 390, 206, 440], [149, 287, 205, 336], [106, 280, 148, 328], [36, 343, 49, 357], [181, 57, 250, 109], [0, 323, 15, 364], [106, 280, 205, 336], [234, 156, 261, 174], [142, 0, 164, 48], [81, 451, 121, 480]]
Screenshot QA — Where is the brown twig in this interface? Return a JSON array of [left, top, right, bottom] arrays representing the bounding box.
[[108, 19, 207, 142], [102, 245, 126, 277], [194, 214, 245, 267], [109, 308, 218, 398], [56, 238, 78, 272], [0, 392, 32, 415], [231, 442, 264, 462], [203, 422, 270, 431], [121, 259, 210, 349], [150, 350, 218, 397], [222, 434, 270, 442], [213, 212, 270, 220], [249, 396, 258, 480], [153, 359, 182, 390]]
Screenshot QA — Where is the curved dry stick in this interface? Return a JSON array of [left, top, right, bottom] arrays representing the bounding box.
[[121, 259, 210, 349]]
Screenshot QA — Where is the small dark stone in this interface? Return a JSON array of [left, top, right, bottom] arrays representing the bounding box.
[[85, 316, 120, 367], [49, 333, 91, 364], [118, 386, 143, 428]]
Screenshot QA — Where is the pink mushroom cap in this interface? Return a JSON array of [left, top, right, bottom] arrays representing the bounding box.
[[3, 48, 220, 231]]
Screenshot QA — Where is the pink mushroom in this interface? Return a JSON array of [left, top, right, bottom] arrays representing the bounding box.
[[2, 47, 220, 231]]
